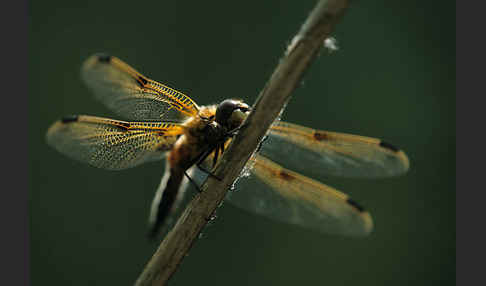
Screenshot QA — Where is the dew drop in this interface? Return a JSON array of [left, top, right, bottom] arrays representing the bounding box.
[[324, 37, 339, 53]]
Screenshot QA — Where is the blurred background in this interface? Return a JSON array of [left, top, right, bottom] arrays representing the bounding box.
[[29, 1, 455, 285]]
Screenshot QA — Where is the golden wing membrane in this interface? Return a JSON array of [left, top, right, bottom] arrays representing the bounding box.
[[81, 54, 199, 121], [262, 121, 410, 178], [46, 115, 184, 170]]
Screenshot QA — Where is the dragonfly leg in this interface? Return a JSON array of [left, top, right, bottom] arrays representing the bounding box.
[[196, 163, 223, 181], [226, 121, 249, 137], [184, 170, 203, 193], [193, 146, 223, 181], [212, 145, 220, 168]]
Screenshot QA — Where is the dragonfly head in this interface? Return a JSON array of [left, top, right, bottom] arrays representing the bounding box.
[[215, 99, 251, 130]]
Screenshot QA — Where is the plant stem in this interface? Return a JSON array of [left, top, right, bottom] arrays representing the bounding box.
[[134, 1, 349, 285]]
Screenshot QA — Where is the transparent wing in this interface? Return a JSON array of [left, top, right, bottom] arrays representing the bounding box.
[[190, 152, 372, 236], [261, 121, 410, 178], [226, 155, 373, 236], [184, 120, 408, 235], [81, 53, 199, 121], [46, 115, 183, 170]]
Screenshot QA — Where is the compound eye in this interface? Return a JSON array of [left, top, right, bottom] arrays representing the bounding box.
[[216, 99, 239, 124]]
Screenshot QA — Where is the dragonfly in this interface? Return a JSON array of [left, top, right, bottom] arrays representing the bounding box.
[[46, 53, 409, 239]]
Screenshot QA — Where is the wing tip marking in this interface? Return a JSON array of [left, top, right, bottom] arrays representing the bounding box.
[[379, 140, 400, 152], [379, 140, 410, 172], [94, 53, 112, 63], [61, 115, 79, 123], [345, 198, 375, 236], [346, 198, 365, 213]]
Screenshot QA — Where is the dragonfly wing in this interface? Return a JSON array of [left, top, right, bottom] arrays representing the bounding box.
[[46, 115, 183, 170], [81, 54, 199, 121], [261, 121, 410, 178], [225, 155, 373, 236], [191, 153, 372, 236]]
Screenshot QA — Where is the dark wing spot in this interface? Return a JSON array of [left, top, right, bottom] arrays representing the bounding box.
[[346, 198, 365, 212], [95, 53, 111, 63], [379, 140, 399, 152], [278, 170, 295, 181], [138, 76, 148, 86], [313, 132, 329, 141], [61, 115, 78, 123]]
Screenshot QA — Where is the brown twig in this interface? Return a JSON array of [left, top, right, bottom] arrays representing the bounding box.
[[134, 1, 349, 285]]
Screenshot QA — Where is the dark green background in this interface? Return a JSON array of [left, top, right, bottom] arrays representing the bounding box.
[[29, 1, 455, 285]]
